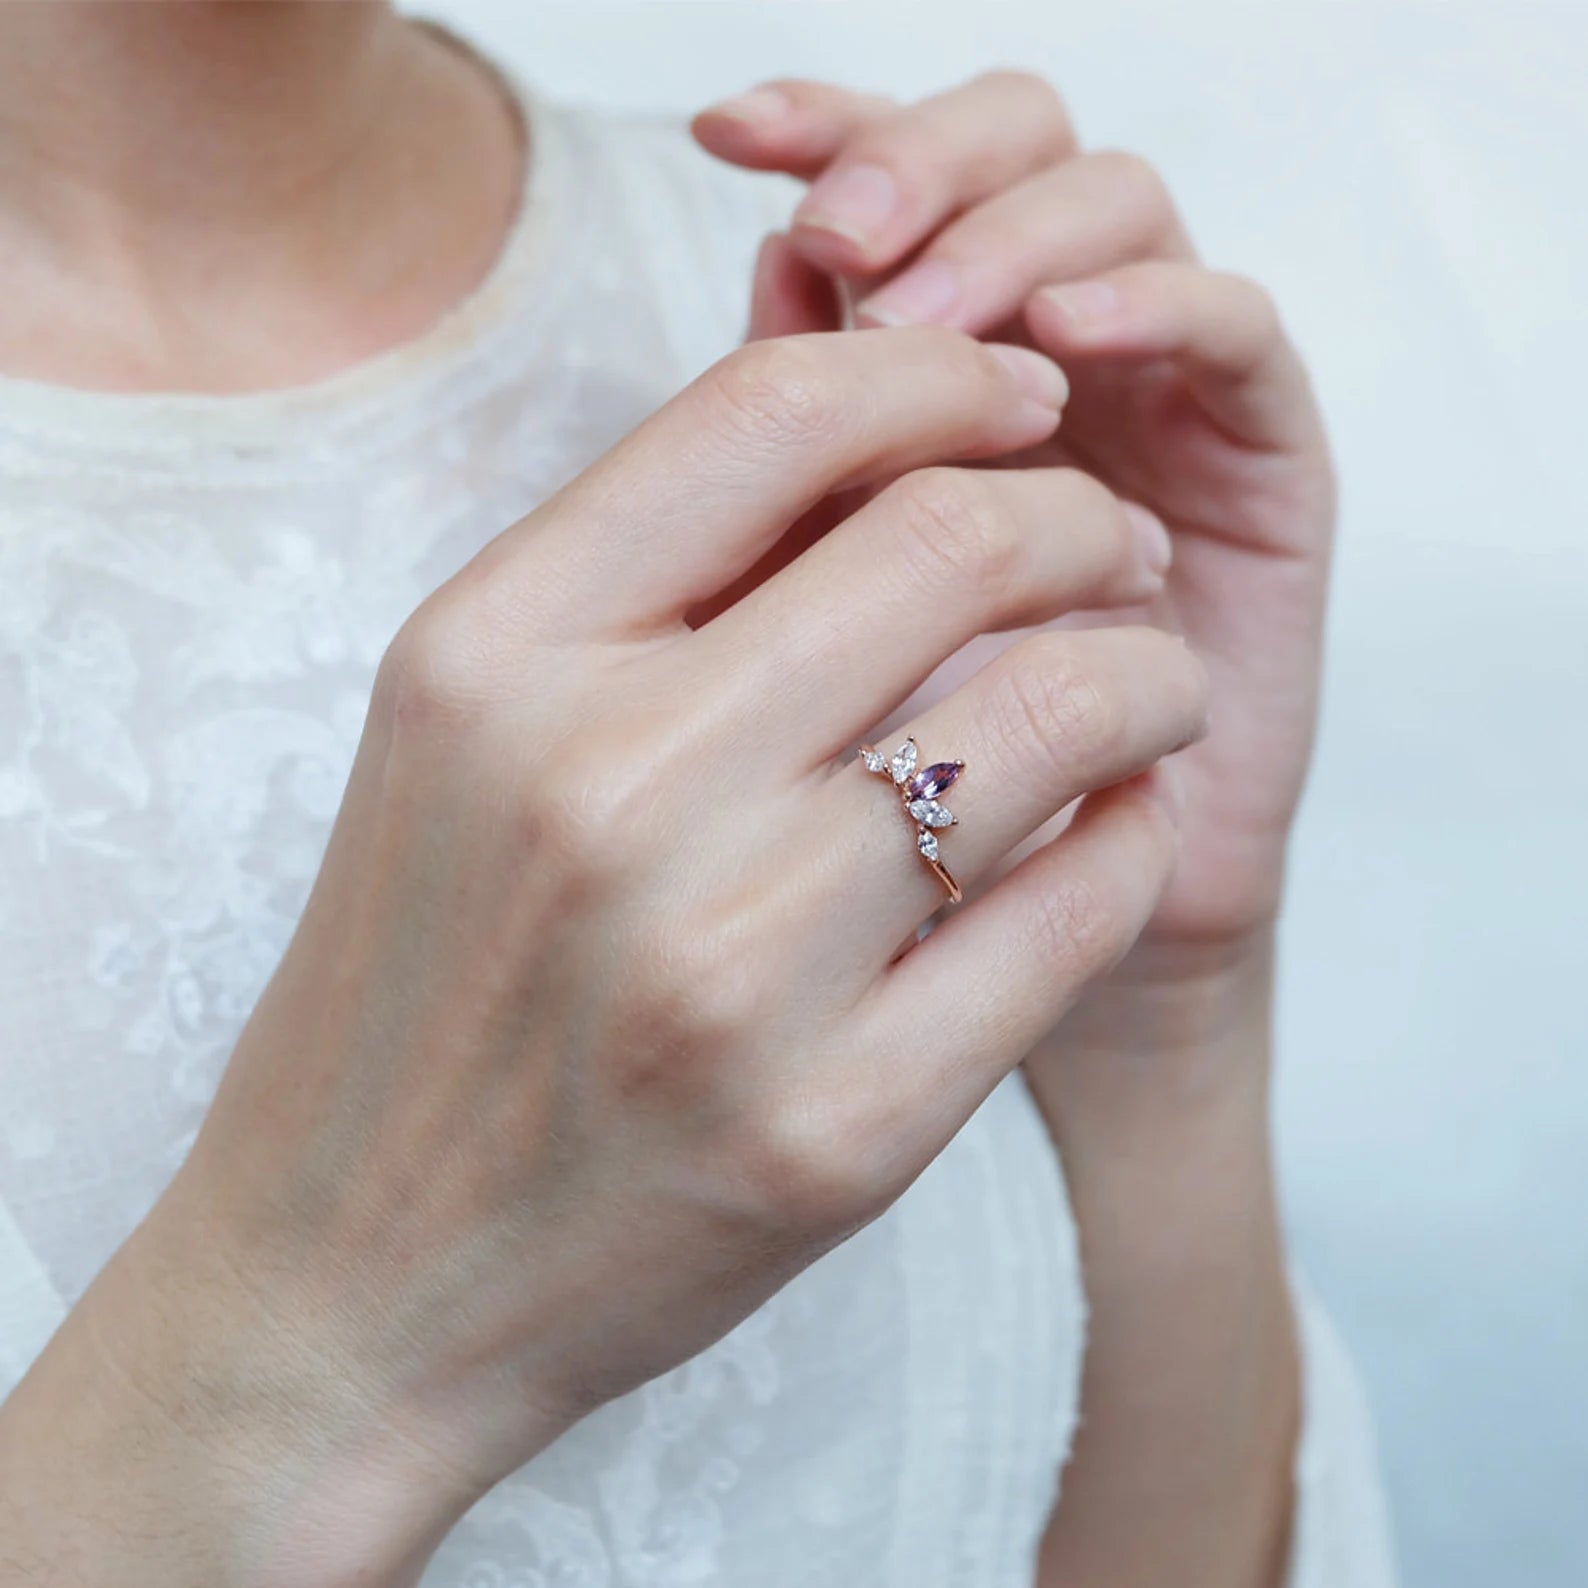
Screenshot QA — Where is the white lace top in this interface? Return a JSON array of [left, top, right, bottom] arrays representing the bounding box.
[[0, 81, 1396, 1588]]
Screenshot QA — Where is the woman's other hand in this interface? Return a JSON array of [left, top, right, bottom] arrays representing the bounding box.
[[696, 74, 1336, 1585], [696, 71, 1334, 963]]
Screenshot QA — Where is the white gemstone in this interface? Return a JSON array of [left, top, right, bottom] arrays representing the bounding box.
[[890, 738, 918, 784], [860, 747, 887, 773], [917, 829, 940, 862], [909, 799, 954, 828]]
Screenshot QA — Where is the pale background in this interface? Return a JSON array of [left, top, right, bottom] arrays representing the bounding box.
[[422, 3, 1588, 1582]]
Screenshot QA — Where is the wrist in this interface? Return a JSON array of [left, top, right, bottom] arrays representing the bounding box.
[[1034, 923, 1277, 1100], [1028, 924, 1300, 1587], [0, 1188, 499, 1588]]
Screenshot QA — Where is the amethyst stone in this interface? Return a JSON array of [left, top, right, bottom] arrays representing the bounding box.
[[907, 761, 962, 801]]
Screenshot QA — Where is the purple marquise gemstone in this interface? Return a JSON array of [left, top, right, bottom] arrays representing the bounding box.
[[907, 761, 961, 801]]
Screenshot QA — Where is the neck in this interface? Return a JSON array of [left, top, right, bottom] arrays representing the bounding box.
[[0, 2, 524, 392], [0, 2, 408, 227]]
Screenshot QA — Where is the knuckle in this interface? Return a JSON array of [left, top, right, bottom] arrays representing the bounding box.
[[897, 323, 1007, 393], [732, 1100, 885, 1236], [977, 66, 1055, 98], [615, 924, 765, 1103], [977, 68, 1072, 135], [704, 337, 844, 454], [756, 76, 815, 100], [928, 324, 1020, 397], [1054, 465, 1119, 521], [527, 735, 655, 882], [873, 322, 989, 386], [1026, 875, 1118, 979], [886, 467, 1022, 599], [965, 71, 1079, 159], [843, 125, 908, 174], [994, 635, 1120, 778], [654, 925, 765, 1051], [377, 600, 494, 731], [1026, 785, 1183, 984], [1092, 147, 1175, 228], [840, 110, 943, 181], [1218, 271, 1285, 347]]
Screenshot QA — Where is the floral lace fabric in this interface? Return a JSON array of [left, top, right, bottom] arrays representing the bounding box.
[[0, 78, 1391, 1588]]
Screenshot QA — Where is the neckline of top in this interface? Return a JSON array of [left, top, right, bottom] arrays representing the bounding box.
[[0, 44, 582, 465]]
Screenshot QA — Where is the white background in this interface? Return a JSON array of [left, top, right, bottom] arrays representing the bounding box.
[[423, 4, 1588, 1582]]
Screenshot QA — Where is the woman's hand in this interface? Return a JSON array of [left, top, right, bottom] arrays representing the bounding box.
[[0, 327, 1207, 1587], [696, 75, 1336, 1585]]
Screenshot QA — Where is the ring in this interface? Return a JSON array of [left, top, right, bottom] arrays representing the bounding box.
[[858, 737, 965, 904]]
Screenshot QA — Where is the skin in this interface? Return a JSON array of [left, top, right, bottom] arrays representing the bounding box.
[[696, 69, 1336, 1585], [0, 2, 522, 391], [0, 11, 1333, 1588]]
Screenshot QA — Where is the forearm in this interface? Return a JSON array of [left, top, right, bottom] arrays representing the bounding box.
[[1025, 930, 1299, 1588]]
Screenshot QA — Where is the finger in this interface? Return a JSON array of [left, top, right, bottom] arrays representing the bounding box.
[[857, 772, 1181, 1129], [747, 231, 843, 340], [488, 329, 1069, 639], [697, 466, 1173, 759], [786, 71, 1077, 277], [1026, 260, 1322, 452], [692, 80, 897, 178], [809, 624, 1207, 966], [854, 150, 1192, 334]]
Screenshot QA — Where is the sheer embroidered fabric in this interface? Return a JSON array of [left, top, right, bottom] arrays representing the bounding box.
[[0, 84, 1394, 1587]]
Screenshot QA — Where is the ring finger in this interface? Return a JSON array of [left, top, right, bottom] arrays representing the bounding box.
[[694, 464, 1172, 762], [812, 622, 1208, 971], [783, 71, 1077, 275]]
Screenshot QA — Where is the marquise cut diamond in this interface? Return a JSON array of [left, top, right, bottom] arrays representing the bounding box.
[[917, 829, 940, 862], [889, 738, 918, 784], [909, 799, 954, 828]]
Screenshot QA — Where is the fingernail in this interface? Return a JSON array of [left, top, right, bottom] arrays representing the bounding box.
[[856, 260, 961, 326], [987, 344, 1069, 411], [1041, 280, 1120, 332], [795, 163, 897, 243], [704, 86, 792, 125], [1122, 501, 1172, 576]]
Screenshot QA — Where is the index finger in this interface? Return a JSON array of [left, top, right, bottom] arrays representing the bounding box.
[[697, 73, 1077, 280], [692, 79, 896, 177], [483, 330, 1070, 640]]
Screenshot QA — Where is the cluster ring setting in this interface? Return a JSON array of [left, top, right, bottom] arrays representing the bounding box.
[[858, 737, 965, 904]]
